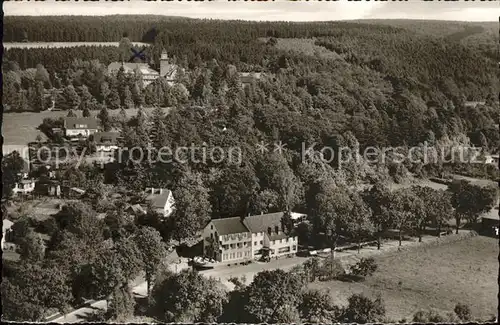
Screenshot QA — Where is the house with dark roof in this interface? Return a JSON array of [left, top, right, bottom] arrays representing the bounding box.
[[202, 217, 252, 263], [13, 179, 36, 196], [64, 117, 99, 138], [92, 131, 120, 152], [107, 50, 178, 87], [202, 211, 300, 263], [243, 212, 299, 260], [2, 219, 14, 251], [239, 72, 263, 88], [144, 188, 175, 217]]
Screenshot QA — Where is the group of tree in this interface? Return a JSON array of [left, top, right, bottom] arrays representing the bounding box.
[[148, 268, 386, 324], [4, 17, 499, 156], [1, 199, 169, 322]]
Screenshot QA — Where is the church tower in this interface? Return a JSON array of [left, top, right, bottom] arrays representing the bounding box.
[[160, 49, 170, 77]]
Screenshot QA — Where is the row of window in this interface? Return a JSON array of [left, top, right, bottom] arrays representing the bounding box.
[[223, 251, 250, 261], [253, 238, 296, 246], [221, 241, 252, 250]]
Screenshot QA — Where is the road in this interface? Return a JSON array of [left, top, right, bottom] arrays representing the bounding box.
[[51, 229, 474, 323]]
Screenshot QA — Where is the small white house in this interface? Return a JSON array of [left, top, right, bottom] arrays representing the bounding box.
[[64, 117, 99, 138], [484, 154, 499, 166], [92, 131, 120, 152], [13, 179, 36, 196], [144, 188, 175, 218], [2, 219, 14, 250]]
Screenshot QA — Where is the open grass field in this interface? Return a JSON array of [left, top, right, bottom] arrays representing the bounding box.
[[3, 42, 150, 49], [309, 235, 499, 322], [2, 107, 168, 146], [258, 37, 343, 60]]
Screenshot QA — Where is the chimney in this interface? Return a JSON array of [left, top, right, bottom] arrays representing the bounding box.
[[275, 225, 279, 234], [150, 187, 154, 194], [267, 227, 272, 235], [261, 211, 264, 215], [159, 188, 163, 195]]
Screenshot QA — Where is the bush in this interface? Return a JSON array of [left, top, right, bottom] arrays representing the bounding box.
[[302, 257, 321, 282], [342, 293, 386, 323], [350, 257, 378, 278], [454, 303, 471, 321], [318, 257, 345, 281], [412, 308, 459, 323]]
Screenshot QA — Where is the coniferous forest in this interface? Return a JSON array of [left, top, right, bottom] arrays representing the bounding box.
[[2, 15, 499, 324]]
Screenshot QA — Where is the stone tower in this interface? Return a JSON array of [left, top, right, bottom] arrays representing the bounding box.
[[160, 49, 170, 77]]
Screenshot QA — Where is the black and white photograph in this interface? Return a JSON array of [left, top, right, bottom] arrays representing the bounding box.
[[1, 0, 499, 323]]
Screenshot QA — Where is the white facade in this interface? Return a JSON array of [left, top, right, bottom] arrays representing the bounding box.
[[251, 231, 265, 259], [65, 128, 98, 138], [96, 144, 119, 152], [13, 180, 36, 195], [269, 236, 298, 257]]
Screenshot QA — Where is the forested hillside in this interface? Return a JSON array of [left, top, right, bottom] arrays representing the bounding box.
[[3, 16, 499, 160]]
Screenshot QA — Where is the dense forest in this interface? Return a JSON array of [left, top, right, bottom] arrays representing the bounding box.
[[2, 16, 499, 323], [3, 16, 498, 151]]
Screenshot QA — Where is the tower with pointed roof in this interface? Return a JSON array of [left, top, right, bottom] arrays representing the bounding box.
[[160, 49, 170, 77]]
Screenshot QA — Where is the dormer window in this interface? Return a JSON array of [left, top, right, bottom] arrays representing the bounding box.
[[275, 225, 279, 234]]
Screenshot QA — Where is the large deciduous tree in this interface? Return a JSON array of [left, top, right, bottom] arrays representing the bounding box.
[[448, 180, 498, 233], [243, 269, 303, 323], [170, 171, 211, 243], [342, 293, 386, 323], [299, 289, 341, 323], [134, 226, 167, 295], [361, 182, 392, 249], [150, 269, 228, 322]]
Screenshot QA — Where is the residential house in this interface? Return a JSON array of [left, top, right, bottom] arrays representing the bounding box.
[[92, 131, 120, 152], [13, 179, 36, 196], [144, 188, 175, 217], [2, 219, 14, 250], [464, 101, 486, 108], [202, 212, 300, 263], [61, 186, 86, 198], [484, 154, 499, 167], [64, 117, 99, 138], [34, 179, 61, 197], [107, 50, 178, 88], [244, 212, 299, 260], [239, 72, 262, 88], [202, 217, 253, 263], [126, 204, 147, 216]]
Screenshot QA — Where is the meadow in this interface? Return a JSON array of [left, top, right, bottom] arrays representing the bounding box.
[[3, 42, 150, 49], [2, 107, 167, 146], [258, 37, 343, 60], [309, 235, 499, 322]]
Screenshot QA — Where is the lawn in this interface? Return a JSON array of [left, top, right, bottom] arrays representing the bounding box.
[[4, 42, 150, 49], [309, 235, 499, 322], [258, 37, 343, 60], [2, 107, 168, 146]]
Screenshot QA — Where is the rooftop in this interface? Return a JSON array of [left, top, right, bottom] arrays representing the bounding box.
[[108, 62, 159, 76], [3, 219, 14, 233], [211, 217, 250, 236], [92, 131, 120, 144], [64, 117, 99, 130], [145, 188, 172, 209], [243, 212, 285, 233]]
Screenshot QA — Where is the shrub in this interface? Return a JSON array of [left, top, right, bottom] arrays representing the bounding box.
[[454, 303, 472, 321], [302, 257, 321, 282], [350, 257, 378, 278], [342, 293, 386, 323], [413, 308, 458, 323], [318, 257, 345, 281]]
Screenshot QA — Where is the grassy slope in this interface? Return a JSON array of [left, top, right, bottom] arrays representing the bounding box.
[[309, 236, 499, 321], [2, 107, 168, 146], [258, 37, 343, 60]]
